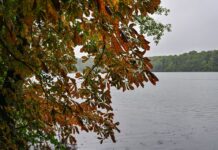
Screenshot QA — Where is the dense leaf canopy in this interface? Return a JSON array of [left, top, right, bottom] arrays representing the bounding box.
[[0, 0, 169, 149]]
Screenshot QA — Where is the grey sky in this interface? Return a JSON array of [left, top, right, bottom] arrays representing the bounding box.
[[147, 0, 218, 56]]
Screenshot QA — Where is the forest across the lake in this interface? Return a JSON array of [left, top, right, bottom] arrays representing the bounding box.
[[77, 50, 218, 72], [151, 50, 218, 72]]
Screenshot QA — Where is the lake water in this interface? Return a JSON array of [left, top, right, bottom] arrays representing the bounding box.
[[76, 73, 218, 150]]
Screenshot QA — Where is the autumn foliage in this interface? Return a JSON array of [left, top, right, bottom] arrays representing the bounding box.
[[0, 0, 162, 149]]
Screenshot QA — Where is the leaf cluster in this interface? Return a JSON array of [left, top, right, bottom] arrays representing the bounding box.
[[0, 0, 167, 149]]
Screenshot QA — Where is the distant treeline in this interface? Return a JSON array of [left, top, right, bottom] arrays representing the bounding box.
[[76, 50, 218, 72], [151, 50, 218, 72]]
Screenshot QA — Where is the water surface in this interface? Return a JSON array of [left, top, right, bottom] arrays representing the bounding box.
[[76, 73, 218, 150]]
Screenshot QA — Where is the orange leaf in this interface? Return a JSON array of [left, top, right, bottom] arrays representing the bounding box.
[[75, 72, 82, 78]]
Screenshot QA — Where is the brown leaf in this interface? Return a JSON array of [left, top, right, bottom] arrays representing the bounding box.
[[41, 62, 49, 73], [47, 2, 59, 21], [81, 56, 89, 63], [75, 72, 82, 78]]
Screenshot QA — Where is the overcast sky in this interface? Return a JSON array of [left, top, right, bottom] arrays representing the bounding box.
[[147, 0, 218, 56]]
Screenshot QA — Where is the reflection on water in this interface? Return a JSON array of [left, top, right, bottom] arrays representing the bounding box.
[[76, 73, 218, 150]]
